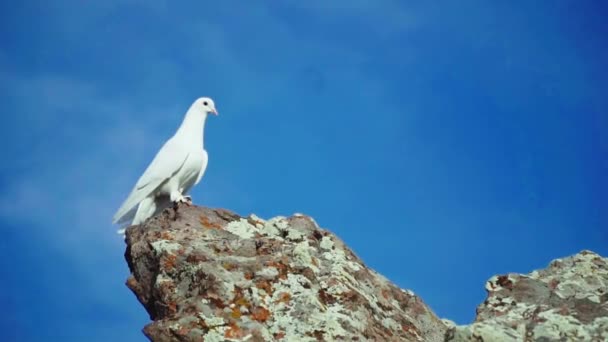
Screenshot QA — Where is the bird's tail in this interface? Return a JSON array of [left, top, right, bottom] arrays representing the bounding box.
[[115, 206, 137, 237], [115, 195, 174, 237], [112, 184, 153, 224], [132, 196, 157, 225], [116, 196, 156, 237]]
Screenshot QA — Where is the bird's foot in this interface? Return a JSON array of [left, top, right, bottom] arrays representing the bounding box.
[[174, 195, 192, 206]]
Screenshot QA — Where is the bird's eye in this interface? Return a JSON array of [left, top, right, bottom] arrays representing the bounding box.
[[203, 101, 208, 106]]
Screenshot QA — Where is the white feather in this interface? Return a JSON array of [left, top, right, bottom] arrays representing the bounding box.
[[112, 140, 188, 223], [113, 97, 217, 225]]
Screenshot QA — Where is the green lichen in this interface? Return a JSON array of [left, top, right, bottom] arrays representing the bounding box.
[[151, 240, 181, 254], [224, 219, 257, 239]]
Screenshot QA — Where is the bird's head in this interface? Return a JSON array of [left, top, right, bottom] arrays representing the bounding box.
[[196, 97, 218, 116]]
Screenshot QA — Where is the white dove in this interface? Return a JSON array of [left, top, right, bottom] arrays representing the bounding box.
[[113, 97, 218, 226]]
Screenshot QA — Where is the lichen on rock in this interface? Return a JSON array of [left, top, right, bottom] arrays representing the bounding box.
[[446, 250, 608, 341], [124, 204, 608, 342], [125, 205, 447, 341]]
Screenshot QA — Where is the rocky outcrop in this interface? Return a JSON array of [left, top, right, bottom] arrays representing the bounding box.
[[446, 250, 608, 341], [125, 204, 447, 341], [124, 204, 608, 341]]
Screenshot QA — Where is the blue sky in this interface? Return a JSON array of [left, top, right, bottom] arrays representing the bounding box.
[[1, 1, 607, 341]]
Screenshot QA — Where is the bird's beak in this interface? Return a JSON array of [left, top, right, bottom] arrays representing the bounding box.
[[211, 108, 218, 116]]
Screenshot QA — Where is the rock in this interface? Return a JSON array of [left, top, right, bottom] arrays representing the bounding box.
[[125, 204, 608, 341], [447, 250, 608, 341], [124, 204, 447, 341]]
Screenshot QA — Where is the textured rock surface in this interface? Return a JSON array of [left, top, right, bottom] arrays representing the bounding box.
[[125, 204, 447, 341], [125, 204, 608, 341], [447, 250, 608, 341]]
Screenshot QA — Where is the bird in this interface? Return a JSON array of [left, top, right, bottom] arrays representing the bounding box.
[[113, 97, 218, 227]]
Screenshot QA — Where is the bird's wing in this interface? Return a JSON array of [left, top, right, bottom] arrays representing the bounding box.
[[194, 150, 209, 185], [112, 139, 189, 223]]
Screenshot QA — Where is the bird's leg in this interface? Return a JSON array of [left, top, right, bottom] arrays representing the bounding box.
[[179, 187, 192, 205], [170, 189, 192, 206], [170, 190, 183, 220], [170, 190, 185, 202]]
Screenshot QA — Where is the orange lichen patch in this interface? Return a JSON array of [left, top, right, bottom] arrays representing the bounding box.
[[126, 276, 139, 290], [255, 280, 274, 295], [231, 307, 242, 319], [163, 254, 177, 270], [274, 292, 291, 304], [175, 326, 190, 336], [232, 286, 250, 308], [264, 261, 291, 280], [222, 263, 237, 271], [207, 296, 227, 309], [274, 331, 286, 340], [318, 289, 336, 305], [167, 301, 177, 315], [244, 271, 254, 280], [401, 323, 421, 337], [251, 306, 271, 322], [186, 254, 207, 263], [224, 322, 244, 339], [160, 231, 173, 240], [235, 297, 249, 307], [342, 290, 359, 300], [381, 288, 390, 300], [199, 215, 222, 229], [264, 260, 280, 268]]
